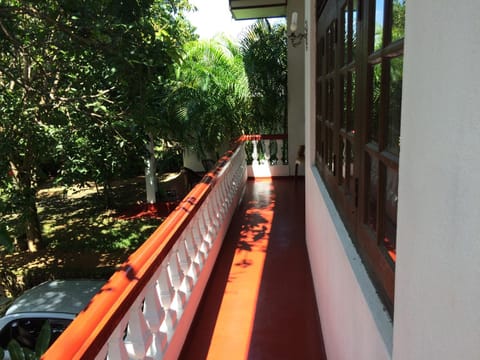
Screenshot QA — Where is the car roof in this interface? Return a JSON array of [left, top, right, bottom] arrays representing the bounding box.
[[6, 279, 104, 316]]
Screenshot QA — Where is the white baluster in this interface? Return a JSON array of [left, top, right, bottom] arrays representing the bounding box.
[[202, 206, 215, 241], [160, 308, 178, 341], [264, 139, 271, 165], [107, 325, 130, 360], [210, 196, 221, 230], [177, 245, 194, 296], [277, 139, 284, 164], [144, 286, 167, 359], [200, 215, 213, 250], [191, 227, 206, 268], [184, 234, 201, 281], [157, 269, 174, 308], [177, 242, 191, 278], [147, 331, 168, 360], [252, 140, 259, 166], [124, 304, 152, 359], [144, 284, 165, 332]]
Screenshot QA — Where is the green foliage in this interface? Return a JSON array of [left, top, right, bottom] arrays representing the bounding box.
[[156, 142, 183, 173], [392, 0, 406, 41], [241, 19, 287, 134], [167, 37, 250, 158], [0, 0, 195, 249], [0, 223, 14, 253]]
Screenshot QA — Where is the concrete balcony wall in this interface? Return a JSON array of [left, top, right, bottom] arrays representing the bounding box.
[[303, 1, 392, 359], [393, 2, 480, 359], [287, 0, 306, 176], [305, 169, 392, 360]]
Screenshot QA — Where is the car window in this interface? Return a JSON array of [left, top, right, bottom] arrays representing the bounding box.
[[0, 318, 72, 350]]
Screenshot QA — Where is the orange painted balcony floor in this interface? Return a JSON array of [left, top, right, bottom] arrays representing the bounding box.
[[180, 178, 327, 360]]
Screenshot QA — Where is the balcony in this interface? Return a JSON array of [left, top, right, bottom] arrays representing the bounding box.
[[42, 136, 326, 360], [229, 0, 287, 20]]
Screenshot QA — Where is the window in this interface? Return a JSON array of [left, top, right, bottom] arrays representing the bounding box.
[[0, 318, 71, 350], [315, 0, 405, 315]]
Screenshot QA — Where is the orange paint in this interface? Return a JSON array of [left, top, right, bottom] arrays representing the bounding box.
[[205, 195, 275, 359], [180, 178, 327, 360]]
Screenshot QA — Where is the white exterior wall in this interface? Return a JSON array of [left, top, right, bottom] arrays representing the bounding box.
[[287, 0, 305, 175], [393, 1, 480, 359], [304, 0, 480, 359], [304, 0, 392, 359]]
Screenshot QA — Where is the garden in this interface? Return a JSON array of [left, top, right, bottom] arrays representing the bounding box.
[[0, 0, 287, 303]]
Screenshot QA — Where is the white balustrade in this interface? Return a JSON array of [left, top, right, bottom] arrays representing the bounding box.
[[245, 136, 289, 177], [97, 143, 247, 360]]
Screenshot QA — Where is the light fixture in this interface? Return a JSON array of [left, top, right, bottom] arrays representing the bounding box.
[[288, 11, 308, 49]]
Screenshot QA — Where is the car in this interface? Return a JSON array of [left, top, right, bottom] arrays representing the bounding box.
[[0, 279, 104, 354]]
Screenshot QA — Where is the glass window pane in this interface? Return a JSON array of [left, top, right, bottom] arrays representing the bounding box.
[[349, 70, 356, 132], [316, 79, 323, 120], [321, 130, 325, 160], [387, 56, 403, 155], [370, 63, 381, 143], [327, 78, 334, 122], [327, 22, 335, 72], [343, 4, 349, 64], [342, 74, 348, 129], [348, 141, 355, 196], [383, 166, 398, 261], [392, 0, 406, 43], [327, 128, 334, 173], [340, 136, 346, 182], [374, 0, 384, 51], [317, 37, 325, 77], [366, 154, 378, 233], [316, 107, 322, 161], [352, 0, 359, 58]]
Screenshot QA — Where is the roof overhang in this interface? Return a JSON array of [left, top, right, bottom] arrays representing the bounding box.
[[229, 0, 287, 20]]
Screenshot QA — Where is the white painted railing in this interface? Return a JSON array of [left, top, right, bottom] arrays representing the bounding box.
[[43, 142, 247, 360], [243, 134, 289, 177]]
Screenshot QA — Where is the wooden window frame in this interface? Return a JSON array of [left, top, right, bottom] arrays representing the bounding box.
[[315, 0, 405, 316]]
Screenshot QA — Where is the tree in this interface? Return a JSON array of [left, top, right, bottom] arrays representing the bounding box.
[[240, 19, 287, 134], [167, 37, 250, 159], [0, 0, 194, 251]]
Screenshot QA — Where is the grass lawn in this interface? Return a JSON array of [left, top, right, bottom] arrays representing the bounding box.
[[0, 176, 167, 298]]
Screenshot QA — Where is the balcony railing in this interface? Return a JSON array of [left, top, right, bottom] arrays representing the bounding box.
[[243, 134, 289, 177], [42, 135, 286, 360]]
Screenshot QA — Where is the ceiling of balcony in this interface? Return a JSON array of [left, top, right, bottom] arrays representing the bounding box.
[[229, 0, 287, 20]]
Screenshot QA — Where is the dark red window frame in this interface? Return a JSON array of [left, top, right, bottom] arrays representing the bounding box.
[[315, 0, 405, 315]]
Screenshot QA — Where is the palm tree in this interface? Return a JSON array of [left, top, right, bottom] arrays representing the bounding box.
[[240, 19, 287, 135], [168, 38, 250, 160]]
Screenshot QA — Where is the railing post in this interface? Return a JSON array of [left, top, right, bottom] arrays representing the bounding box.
[[277, 139, 284, 165], [264, 139, 271, 165], [252, 139, 259, 166]]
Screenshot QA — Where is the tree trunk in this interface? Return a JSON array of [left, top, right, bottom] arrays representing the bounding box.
[[144, 133, 158, 206], [24, 192, 43, 252], [13, 162, 44, 252]]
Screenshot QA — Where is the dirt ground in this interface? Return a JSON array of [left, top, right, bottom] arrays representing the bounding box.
[[0, 176, 180, 300]]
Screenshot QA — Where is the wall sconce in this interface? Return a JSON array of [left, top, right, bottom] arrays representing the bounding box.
[[288, 11, 308, 49]]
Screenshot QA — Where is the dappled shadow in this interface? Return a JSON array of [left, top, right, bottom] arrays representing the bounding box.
[[35, 177, 161, 253], [179, 179, 276, 360], [232, 191, 274, 271], [0, 249, 128, 298], [1, 177, 162, 297], [181, 178, 327, 360]]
